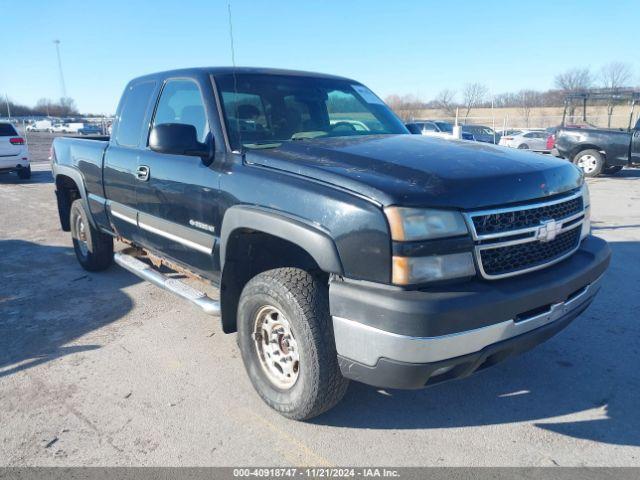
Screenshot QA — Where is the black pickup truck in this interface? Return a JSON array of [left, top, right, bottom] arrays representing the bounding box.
[[555, 92, 640, 176], [51, 67, 610, 420]]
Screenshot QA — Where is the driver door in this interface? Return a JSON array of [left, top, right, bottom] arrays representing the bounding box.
[[135, 77, 222, 279]]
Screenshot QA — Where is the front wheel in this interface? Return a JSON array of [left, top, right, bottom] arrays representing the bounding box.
[[70, 199, 113, 271], [237, 268, 349, 420], [573, 149, 604, 177], [517, 144, 529, 149]]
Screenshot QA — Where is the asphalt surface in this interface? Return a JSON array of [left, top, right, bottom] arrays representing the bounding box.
[[1, 133, 639, 466]]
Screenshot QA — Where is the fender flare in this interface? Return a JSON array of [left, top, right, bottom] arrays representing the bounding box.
[[52, 163, 97, 228], [570, 144, 605, 161], [219, 205, 343, 275]]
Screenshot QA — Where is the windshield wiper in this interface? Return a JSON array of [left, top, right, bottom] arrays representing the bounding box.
[[242, 141, 283, 149]]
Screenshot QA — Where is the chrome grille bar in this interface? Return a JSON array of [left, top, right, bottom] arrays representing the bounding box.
[[463, 191, 586, 280]]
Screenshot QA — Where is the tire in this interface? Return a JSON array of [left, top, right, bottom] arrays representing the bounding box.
[[573, 149, 604, 177], [69, 199, 113, 271], [517, 144, 529, 149], [604, 165, 623, 175], [17, 166, 31, 179], [237, 267, 349, 420]]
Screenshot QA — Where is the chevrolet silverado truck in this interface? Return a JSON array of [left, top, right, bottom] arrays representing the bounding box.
[[555, 91, 640, 176], [51, 68, 610, 420]]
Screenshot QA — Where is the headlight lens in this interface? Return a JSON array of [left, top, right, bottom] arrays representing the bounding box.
[[581, 182, 591, 239], [385, 207, 468, 241], [392, 252, 476, 285]]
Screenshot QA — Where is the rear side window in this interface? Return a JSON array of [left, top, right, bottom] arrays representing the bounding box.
[[115, 81, 156, 147], [153, 79, 209, 143], [0, 123, 18, 136]]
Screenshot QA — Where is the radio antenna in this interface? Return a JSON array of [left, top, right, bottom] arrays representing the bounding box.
[[227, 1, 237, 68], [227, 0, 242, 151]]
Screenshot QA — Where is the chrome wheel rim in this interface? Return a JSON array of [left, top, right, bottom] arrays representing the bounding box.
[[577, 154, 598, 174], [74, 215, 89, 256], [253, 305, 300, 389]]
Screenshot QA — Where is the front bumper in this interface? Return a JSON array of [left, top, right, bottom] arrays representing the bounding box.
[[330, 235, 610, 389]]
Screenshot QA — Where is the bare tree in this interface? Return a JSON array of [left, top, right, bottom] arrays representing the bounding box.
[[554, 68, 593, 92], [434, 89, 457, 116], [384, 93, 425, 121], [517, 90, 540, 127], [462, 83, 488, 121], [33, 97, 78, 117], [554, 68, 593, 120], [600, 62, 633, 127]]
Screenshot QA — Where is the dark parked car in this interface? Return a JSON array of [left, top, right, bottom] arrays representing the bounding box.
[[78, 124, 102, 135], [406, 120, 475, 140], [51, 67, 610, 420], [462, 124, 500, 144]]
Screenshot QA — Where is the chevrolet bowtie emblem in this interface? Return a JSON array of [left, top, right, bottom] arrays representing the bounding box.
[[537, 219, 562, 242]]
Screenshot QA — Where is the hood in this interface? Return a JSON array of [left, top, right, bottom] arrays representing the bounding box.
[[245, 135, 582, 209]]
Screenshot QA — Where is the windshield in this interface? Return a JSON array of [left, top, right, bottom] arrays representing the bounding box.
[[465, 125, 494, 136], [0, 123, 18, 136], [434, 121, 453, 133], [215, 74, 407, 150]]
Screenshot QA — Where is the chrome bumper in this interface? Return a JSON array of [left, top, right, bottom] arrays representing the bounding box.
[[333, 274, 603, 367]]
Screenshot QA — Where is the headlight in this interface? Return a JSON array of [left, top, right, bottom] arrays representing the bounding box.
[[384, 207, 468, 241], [581, 182, 591, 239], [392, 252, 476, 285]]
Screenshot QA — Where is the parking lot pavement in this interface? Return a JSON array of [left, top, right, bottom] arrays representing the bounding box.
[[1, 136, 639, 466]]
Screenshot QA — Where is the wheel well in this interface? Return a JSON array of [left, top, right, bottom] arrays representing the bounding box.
[[55, 175, 81, 231], [570, 145, 603, 161], [220, 229, 325, 333]]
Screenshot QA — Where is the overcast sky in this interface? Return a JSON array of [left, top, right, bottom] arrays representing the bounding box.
[[2, 0, 637, 114]]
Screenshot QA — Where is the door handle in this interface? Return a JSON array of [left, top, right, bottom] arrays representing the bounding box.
[[136, 165, 150, 181]]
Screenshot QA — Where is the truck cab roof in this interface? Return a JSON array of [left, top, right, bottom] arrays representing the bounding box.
[[128, 66, 357, 84]]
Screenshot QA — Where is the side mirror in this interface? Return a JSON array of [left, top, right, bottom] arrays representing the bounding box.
[[149, 123, 213, 164]]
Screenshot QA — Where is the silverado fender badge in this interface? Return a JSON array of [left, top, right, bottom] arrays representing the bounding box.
[[189, 219, 216, 233], [537, 219, 562, 242]]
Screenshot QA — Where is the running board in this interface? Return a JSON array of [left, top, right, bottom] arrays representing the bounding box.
[[114, 252, 220, 316]]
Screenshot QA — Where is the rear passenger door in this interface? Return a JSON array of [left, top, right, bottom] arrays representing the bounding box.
[[529, 132, 546, 150], [103, 80, 157, 243], [135, 77, 222, 278]]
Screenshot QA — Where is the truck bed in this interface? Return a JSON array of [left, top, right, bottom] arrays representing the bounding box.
[[51, 136, 110, 200]]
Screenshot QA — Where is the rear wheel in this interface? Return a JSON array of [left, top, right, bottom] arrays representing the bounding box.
[[70, 199, 113, 271], [517, 144, 529, 149], [573, 149, 604, 177], [237, 268, 349, 420], [603, 165, 623, 175], [17, 166, 31, 179]]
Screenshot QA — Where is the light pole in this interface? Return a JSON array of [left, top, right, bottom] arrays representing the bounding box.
[[4, 93, 10, 119], [53, 39, 67, 99]]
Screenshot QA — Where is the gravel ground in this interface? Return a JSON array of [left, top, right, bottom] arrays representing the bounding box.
[[1, 135, 639, 466]]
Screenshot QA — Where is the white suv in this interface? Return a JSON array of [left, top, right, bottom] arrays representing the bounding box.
[[0, 122, 31, 179]]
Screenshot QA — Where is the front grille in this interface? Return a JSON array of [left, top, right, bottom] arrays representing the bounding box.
[[479, 226, 581, 277], [472, 196, 583, 236]]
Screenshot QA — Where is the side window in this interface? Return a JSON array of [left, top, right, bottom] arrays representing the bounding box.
[[115, 81, 155, 147], [423, 122, 438, 132], [153, 79, 209, 143], [523, 132, 534, 138]]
